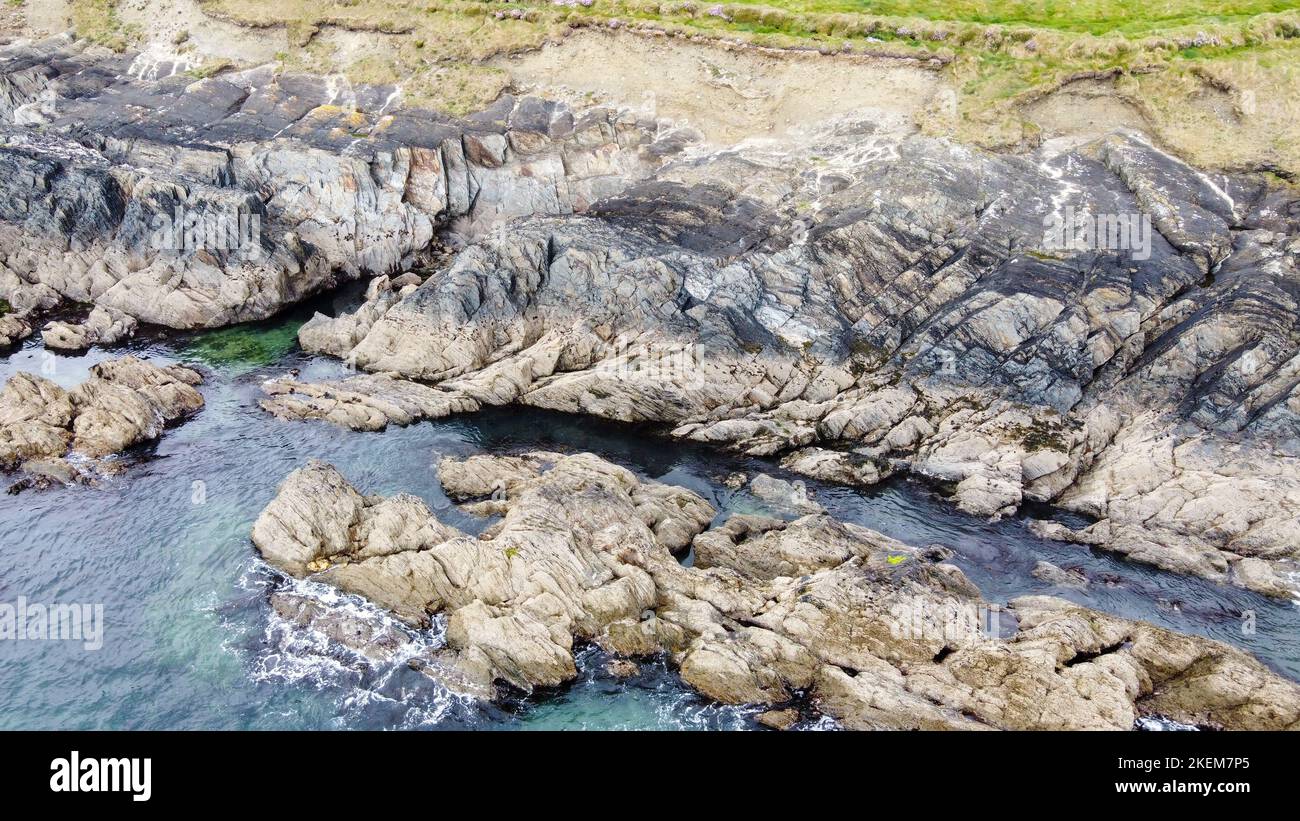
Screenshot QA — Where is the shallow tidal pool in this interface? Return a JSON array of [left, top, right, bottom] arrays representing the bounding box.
[[1, 310, 1297, 730]]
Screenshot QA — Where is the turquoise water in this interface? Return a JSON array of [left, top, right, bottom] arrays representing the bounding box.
[[1, 310, 1296, 730]]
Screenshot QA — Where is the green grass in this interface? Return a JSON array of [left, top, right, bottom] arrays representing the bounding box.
[[67, 0, 1300, 174], [70, 0, 138, 51], [725, 0, 1300, 34]]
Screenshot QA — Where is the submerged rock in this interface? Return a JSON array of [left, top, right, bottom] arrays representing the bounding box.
[[0, 356, 203, 485], [4, 37, 1298, 599], [42, 306, 137, 351], [252, 452, 1300, 729], [0, 311, 31, 348], [756, 708, 800, 730], [1032, 560, 1089, 590]]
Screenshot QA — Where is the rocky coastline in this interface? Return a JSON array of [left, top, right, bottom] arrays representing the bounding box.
[[251, 451, 1300, 730], [2, 30, 1299, 729]]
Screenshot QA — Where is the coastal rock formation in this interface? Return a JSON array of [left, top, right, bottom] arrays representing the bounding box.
[[252, 452, 1300, 730], [0, 355, 203, 486], [263, 117, 1300, 598], [0, 35, 692, 329], [0, 311, 30, 347], [42, 305, 138, 351], [3, 37, 1297, 599]]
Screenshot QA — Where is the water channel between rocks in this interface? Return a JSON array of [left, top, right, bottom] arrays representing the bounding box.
[[1, 304, 1294, 730]]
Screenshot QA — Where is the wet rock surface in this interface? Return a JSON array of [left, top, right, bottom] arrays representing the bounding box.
[[252, 451, 1300, 729], [42, 305, 137, 351], [267, 116, 1300, 597], [0, 355, 203, 487], [2, 32, 1297, 650]]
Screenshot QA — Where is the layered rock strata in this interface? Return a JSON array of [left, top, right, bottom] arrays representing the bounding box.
[[252, 451, 1300, 730], [0, 355, 203, 486], [0, 35, 693, 328], [269, 123, 1300, 598]]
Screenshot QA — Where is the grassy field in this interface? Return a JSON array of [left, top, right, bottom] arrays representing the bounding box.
[[725, 0, 1300, 34], [62, 0, 1300, 175]]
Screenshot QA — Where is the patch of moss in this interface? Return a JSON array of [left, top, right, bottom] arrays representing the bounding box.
[[1006, 419, 1071, 452]]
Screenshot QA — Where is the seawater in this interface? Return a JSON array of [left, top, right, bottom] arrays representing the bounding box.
[[1, 307, 1295, 730]]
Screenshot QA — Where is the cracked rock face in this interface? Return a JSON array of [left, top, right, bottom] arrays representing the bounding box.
[[251, 451, 1300, 729], [268, 117, 1300, 597], [0, 355, 203, 487], [4, 37, 1298, 600], [0, 35, 693, 329]]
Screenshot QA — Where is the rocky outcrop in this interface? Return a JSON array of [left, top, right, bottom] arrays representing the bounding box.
[[260, 373, 480, 433], [0, 355, 203, 486], [42, 305, 137, 351], [252, 451, 1300, 729], [0, 35, 694, 329], [262, 115, 1300, 598], [4, 37, 1297, 600], [0, 310, 30, 348], [253, 452, 709, 691]]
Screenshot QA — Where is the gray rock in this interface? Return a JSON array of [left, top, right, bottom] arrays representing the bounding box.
[[42, 305, 137, 350], [0, 37, 687, 329]]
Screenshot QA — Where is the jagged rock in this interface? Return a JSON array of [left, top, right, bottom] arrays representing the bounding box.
[[0, 37, 688, 329], [0, 356, 203, 480], [260, 373, 480, 432], [0, 267, 61, 316], [251, 459, 463, 580], [745, 473, 824, 516], [1032, 560, 1089, 589], [1057, 416, 1300, 596], [692, 513, 901, 580], [1027, 517, 1109, 545], [7, 39, 1296, 597], [409, 650, 499, 701], [0, 311, 31, 347], [605, 659, 640, 678], [780, 447, 891, 487], [251, 451, 1300, 729], [296, 274, 420, 359], [42, 305, 137, 350], [69, 357, 204, 457], [721, 471, 748, 489], [756, 708, 800, 730]]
